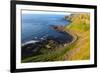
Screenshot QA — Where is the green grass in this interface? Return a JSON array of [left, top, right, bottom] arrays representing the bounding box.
[[64, 13, 90, 60]]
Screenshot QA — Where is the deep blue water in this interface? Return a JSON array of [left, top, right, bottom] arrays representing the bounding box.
[[22, 14, 71, 44]]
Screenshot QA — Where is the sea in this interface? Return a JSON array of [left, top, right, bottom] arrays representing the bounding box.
[[21, 14, 72, 44]]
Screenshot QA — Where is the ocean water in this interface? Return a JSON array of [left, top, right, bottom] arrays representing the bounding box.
[[21, 14, 72, 44]]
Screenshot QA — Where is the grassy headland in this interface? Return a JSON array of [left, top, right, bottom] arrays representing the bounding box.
[[64, 13, 90, 60]]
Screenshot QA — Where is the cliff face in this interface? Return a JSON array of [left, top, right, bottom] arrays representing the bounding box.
[[65, 13, 90, 31], [65, 13, 90, 25]]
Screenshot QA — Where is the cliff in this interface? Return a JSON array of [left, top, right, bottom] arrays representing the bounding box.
[[65, 13, 90, 31]]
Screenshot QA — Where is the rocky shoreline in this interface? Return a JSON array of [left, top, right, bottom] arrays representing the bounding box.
[[21, 24, 75, 60]]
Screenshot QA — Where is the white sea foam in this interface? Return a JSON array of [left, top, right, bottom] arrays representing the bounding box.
[[21, 40, 39, 46]]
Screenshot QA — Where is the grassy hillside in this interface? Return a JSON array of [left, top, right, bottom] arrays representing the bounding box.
[[64, 13, 90, 60]]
